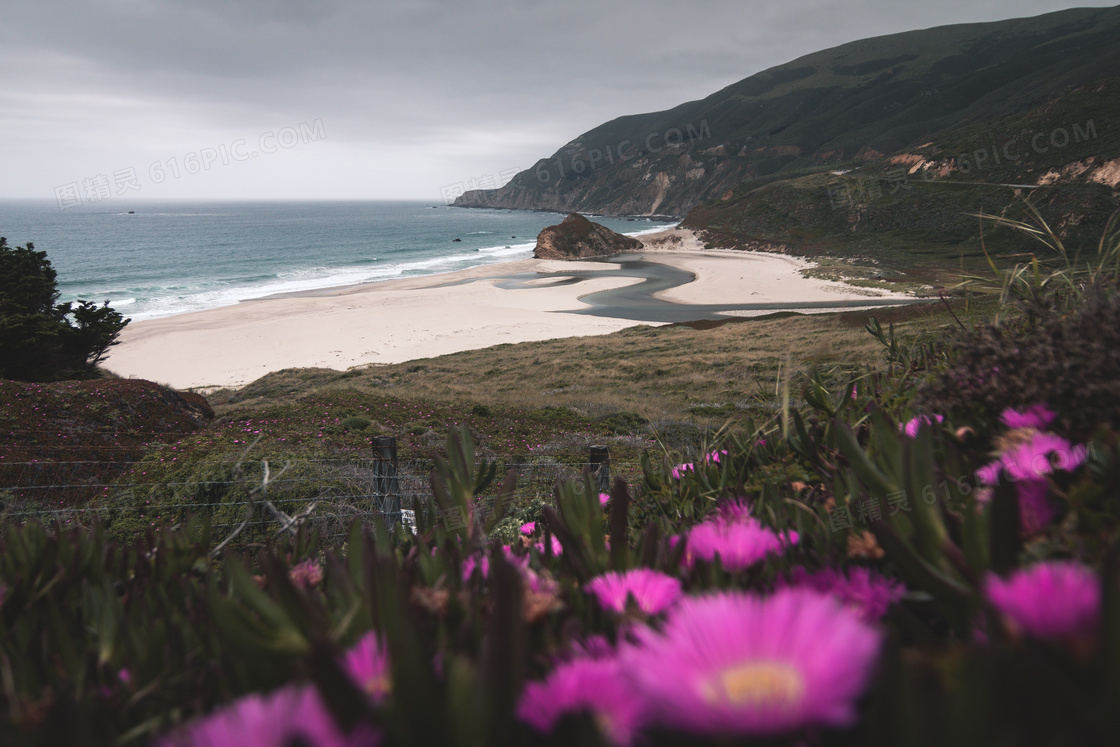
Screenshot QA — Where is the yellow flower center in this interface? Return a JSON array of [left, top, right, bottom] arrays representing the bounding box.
[[703, 660, 805, 710], [365, 674, 391, 698]]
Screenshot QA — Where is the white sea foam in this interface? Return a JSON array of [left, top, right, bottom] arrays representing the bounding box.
[[13, 200, 674, 322], [123, 230, 663, 321]]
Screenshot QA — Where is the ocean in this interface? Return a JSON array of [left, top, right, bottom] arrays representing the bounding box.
[[0, 200, 674, 322]]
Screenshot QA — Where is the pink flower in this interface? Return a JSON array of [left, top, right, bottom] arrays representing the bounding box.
[[976, 461, 1002, 486], [586, 569, 684, 615], [1001, 404, 1055, 430], [1006, 432, 1087, 479], [985, 561, 1100, 640], [671, 462, 695, 480], [518, 655, 646, 746], [685, 516, 795, 572], [599, 493, 611, 507], [624, 589, 882, 737], [977, 432, 1087, 534], [900, 414, 944, 438], [463, 547, 529, 581], [520, 521, 537, 535], [535, 535, 564, 556], [671, 450, 726, 480], [979, 433, 1087, 485], [342, 632, 391, 702], [159, 684, 376, 747], [787, 566, 905, 621], [716, 497, 754, 522], [288, 559, 324, 589]]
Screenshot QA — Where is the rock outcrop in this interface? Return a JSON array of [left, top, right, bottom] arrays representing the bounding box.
[[532, 213, 643, 260]]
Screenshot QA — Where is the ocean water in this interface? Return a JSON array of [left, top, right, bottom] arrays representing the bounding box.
[[0, 200, 674, 322]]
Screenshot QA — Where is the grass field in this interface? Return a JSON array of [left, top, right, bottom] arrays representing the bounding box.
[[206, 299, 961, 435]]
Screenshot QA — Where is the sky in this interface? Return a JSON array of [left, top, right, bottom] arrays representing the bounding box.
[[2, 0, 1115, 205]]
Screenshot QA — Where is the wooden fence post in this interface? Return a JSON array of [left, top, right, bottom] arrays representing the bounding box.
[[372, 436, 401, 528], [589, 445, 611, 495]]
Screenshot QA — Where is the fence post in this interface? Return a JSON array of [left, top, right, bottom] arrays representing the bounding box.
[[372, 436, 401, 529], [589, 445, 611, 495]]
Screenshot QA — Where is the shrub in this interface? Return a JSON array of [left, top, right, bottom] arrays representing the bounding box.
[[919, 279, 1120, 439], [0, 237, 129, 381], [340, 415, 372, 431]]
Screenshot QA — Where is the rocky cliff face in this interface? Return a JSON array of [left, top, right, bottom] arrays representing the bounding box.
[[533, 213, 643, 260]]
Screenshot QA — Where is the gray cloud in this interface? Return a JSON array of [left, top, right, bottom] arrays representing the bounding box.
[[2, 0, 1114, 200]]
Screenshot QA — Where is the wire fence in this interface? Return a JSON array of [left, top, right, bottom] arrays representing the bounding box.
[[0, 448, 644, 547]]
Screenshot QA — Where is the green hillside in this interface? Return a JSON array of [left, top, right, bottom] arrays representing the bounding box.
[[454, 5, 1120, 235], [683, 77, 1120, 271]]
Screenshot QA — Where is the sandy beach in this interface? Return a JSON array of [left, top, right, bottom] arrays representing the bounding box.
[[104, 228, 916, 390]]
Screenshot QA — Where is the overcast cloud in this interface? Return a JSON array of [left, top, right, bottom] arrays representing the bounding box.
[[2, 0, 1115, 202]]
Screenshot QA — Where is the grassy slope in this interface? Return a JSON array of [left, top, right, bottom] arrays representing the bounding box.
[[205, 301, 957, 447], [0, 378, 214, 505], [683, 77, 1120, 271], [86, 300, 970, 543]]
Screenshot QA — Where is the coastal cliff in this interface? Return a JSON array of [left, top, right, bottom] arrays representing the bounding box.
[[533, 213, 643, 260], [454, 6, 1120, 223]]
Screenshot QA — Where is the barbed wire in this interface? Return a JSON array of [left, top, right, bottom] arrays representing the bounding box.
[[0, 461, 643, 519]]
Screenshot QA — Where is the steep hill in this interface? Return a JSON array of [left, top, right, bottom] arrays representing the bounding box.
[[454, 5, 1120, 219], [683, 77, 1120, 270]]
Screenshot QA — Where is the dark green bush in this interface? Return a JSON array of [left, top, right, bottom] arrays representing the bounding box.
[[919, 280, 1120, 438], [0, 237, 129, 381], [340, 415, 372, 431]]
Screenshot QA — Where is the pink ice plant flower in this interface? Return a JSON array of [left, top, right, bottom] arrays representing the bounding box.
[[787, 566, 905, 622], [160, 684, 376, 747], [535, 535, 564, 557], [520, 521, 537, 535], [685, 515, 797, 572], [586, 569, 684, 615], [716, 497, 754, 522], [672, 450, 728, 479], [462, 547, 529, 582], [977, 431, 1087, 534], [623, 588, 882, 738], [1001, 404, 1056, 430], [900, 414, 944, 438], [599, 493, 611, 507], [985, 561, 1100, 640], [518, 655, 646, 747], [979, 431, 1088, 484], [671, 462, 695, 480], [288, 558, 324, 589], [342, 631, 391, 702]]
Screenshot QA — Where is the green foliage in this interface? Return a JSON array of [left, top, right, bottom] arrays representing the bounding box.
[[919, 201, 1120, 437], [340, 415, 372, 432], [0, 237, 129, 382], [429, 424, 515, 545]]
